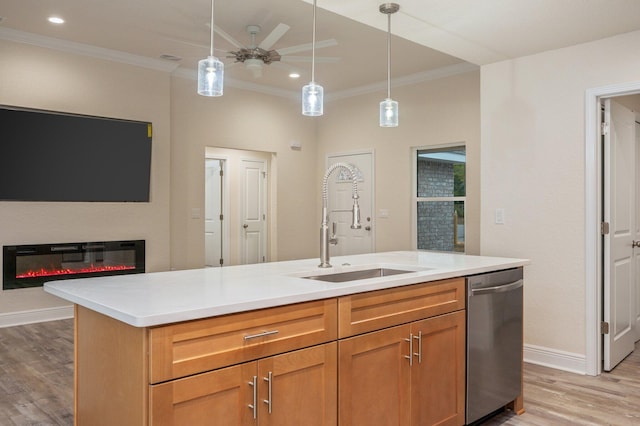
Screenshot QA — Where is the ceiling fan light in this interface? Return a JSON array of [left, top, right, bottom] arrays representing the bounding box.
[[245, 58, 263, 78], [380, 98, 398, 127], [197, 56, 224, 96], [302, 81, 323, 116]]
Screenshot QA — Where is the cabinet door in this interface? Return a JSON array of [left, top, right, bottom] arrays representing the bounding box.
[[411, 311, 466, 426], [257, 343, 337, 426], [338, 325, 411, 426], [150, 362, 256, 426]]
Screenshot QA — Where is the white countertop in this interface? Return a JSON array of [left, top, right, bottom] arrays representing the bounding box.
[[44, 251, 529, 327]]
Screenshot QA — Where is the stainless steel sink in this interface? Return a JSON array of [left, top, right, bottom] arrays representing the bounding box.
[[302, 268, 414, 283]]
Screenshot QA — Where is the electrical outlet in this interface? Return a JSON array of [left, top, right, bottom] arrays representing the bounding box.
[[495, 208, 505, 224]]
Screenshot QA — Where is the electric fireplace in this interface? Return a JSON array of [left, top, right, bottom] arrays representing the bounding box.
[[3, 240, 145, 290]]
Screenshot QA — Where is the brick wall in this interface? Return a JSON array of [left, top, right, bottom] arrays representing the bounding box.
[[417, 159, 455, 251]]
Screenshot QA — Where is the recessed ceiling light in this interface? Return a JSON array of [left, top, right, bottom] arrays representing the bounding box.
[[48, 16, 65, 24], [289, 72, 301, 79]]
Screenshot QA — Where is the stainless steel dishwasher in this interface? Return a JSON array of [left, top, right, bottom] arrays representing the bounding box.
[[466, 267, 523, 425]]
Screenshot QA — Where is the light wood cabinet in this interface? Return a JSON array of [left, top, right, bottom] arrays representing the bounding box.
[[73, 277, 471, 426], [338, 303, 465, 426], [150, 343, 337, 426], [337, 277, 465, 426]]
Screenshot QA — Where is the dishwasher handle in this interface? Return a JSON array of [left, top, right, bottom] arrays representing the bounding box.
[[470, 279, 523, 296]]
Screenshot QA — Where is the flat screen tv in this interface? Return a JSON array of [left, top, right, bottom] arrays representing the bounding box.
[[0, 106, 152, 202]]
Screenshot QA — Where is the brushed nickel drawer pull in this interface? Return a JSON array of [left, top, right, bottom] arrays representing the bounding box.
[[248, 375, 257, 419], [244, 330, 279, 341], [413, 331, 422, 364], [404, 334, 413, 366], [263, 371, 273, 414]]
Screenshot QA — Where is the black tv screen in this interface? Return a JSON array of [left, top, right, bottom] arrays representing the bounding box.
[[0, 106, 152, 202]]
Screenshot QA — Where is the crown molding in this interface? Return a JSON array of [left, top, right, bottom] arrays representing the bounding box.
[[1, 26, 477, 99], [173, 62, 477, 102], [326, 62, 478, 102], [0, 27, 180, 73]]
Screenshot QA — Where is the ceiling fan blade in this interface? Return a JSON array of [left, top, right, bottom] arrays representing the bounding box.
[[213, 24, 246, 49], [281, 56, 340, 63], [276, 38, 338, 56], [158, 35, 230, 53], [258, 23, 291, 50]]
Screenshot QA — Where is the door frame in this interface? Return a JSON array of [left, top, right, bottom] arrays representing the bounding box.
[[585, 81, 640, 376], [204, 155, 230, 267]]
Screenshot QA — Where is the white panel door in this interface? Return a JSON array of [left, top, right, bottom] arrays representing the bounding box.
[[241, 159, 266, 264], [327, 152, 373, 256], [603, 99, 636, 371], [204, 159, 223, 267]]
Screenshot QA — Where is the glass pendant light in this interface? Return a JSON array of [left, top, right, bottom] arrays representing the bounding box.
[[379, 3, 399, 127], [197, 0, 224, 97], [302, 0, 323, 116]]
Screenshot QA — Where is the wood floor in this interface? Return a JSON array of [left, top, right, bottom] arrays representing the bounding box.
[[0, 319, 639, 425]]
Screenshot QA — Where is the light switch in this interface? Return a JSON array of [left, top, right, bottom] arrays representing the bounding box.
[[495, 208, 505, 224], [191, 208, 201, 219], [379, 209, 389, 218]]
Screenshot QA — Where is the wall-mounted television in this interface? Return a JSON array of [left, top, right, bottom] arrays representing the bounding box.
[[0, 106, 152, 202]]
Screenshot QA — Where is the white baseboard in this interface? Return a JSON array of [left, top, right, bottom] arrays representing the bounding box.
[[0, 305, 74, 328], [524, 343, 587, 375]]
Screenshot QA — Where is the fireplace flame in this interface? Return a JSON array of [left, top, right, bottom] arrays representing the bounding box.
[[16, 264, 135, 279]]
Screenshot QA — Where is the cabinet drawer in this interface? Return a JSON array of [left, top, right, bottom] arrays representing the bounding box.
[[338, 278, 465, 338], [149, 299, 337, 383]]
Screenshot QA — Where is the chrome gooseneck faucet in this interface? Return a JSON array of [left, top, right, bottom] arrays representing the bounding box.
[[319, 162, 361, 268]]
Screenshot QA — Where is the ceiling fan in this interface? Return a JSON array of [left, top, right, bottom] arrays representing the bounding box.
[[214, 22, 338, 78]]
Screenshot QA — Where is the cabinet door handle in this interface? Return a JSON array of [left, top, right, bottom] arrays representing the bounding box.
[[404, 334, 413, 366], [413, 331, 422, 364], [244, 330, 279, 341], [263, 371, 273, 414], [248, 375, 257, 419]]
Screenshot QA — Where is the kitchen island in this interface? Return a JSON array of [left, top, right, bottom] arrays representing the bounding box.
[[45, 251, 529, 426]]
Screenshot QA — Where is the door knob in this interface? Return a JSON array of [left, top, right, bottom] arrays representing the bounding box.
[[365, 226, 371, 231], [243, 224, 248, 229], [633, 240, 640, 248]]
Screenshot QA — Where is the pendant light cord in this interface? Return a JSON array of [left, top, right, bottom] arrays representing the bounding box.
[[386, 12, 391, 99], [311, 0, 317, 83], [209, 0, 214, 57]]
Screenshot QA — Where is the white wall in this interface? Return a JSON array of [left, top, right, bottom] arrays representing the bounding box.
[[481, 30, 640, 366], [317, 71, 481, 255], [0, 40, 172, 325]]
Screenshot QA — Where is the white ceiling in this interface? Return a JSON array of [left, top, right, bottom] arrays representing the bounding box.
[[1, 0, 640, 96]]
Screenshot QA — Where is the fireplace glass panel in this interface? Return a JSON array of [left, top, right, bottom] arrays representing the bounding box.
[[3, 240, 144, 290]]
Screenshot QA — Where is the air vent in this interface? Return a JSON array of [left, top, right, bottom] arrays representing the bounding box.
[[160, 54, 182, 61]]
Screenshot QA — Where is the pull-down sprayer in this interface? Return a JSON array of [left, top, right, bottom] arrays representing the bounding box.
[[319, 162, 361, 268]]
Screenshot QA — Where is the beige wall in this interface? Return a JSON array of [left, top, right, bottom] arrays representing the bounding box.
[[480, 30, 640, 357], [0, 40, 171, 318], [169, 76, 318, 270], [317, 71, 481, 255]]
